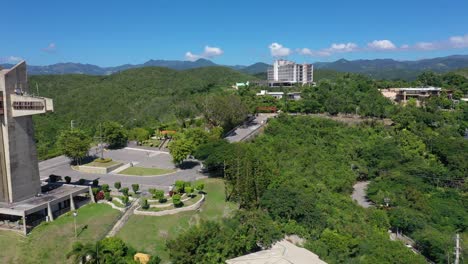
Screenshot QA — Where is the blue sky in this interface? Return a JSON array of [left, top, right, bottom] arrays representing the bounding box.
[[2, 0, 468, 66]]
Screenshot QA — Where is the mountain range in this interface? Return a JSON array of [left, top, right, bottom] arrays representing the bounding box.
[[2, 55, 468, 80]]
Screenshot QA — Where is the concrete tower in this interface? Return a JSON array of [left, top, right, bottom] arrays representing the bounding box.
[[0, 61, 54, 203]]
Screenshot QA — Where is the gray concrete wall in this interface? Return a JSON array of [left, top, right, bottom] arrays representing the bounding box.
[[1, 62, 41, 202]]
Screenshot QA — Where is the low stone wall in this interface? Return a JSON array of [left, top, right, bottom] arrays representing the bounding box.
[[134, 195, 205, 216], [79, 162, 123, 174], [98, 200, 126, 212]]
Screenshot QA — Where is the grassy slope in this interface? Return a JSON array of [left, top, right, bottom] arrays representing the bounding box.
[[31, 66, 256, 159], [117, 178, 235, 262], [0, 203, 121, 264]]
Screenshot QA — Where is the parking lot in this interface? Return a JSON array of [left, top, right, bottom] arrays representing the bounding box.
[[39, 147, 206, 191]]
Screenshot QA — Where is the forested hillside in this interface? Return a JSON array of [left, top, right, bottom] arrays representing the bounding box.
[[31, 66, 255, 159], [184, 73, 468, 263]]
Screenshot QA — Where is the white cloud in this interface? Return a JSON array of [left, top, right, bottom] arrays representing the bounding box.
[[269, 42, 291, 57], [42, 42, 57, 53], [185, 45, 224, 61], [329, 43, 358, 53], [414, 42, 437, 50], [449, 34, 468, 48], [298, 42, 358, 57], [367, 40, 397, 50], [0, 56, 23, 64], [400, 44, 410, 49]]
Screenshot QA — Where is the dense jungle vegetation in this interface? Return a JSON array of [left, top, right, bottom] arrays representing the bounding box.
[[183, 72, 468, 264]]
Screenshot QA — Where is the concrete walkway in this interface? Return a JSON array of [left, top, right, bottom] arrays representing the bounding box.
[[351, 181, 372, 208], [106, 198, 140, 237]]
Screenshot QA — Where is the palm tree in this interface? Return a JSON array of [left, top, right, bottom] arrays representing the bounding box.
[[66, 242, 97, 264]]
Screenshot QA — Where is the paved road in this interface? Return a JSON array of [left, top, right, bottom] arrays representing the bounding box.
[[39, 147, 206, 190], [225, 113, 276, 143], [351, 181, 372, 208]]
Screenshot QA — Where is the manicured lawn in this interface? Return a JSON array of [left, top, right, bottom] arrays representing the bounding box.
[[119, 166, 176, 176], [0, 203, 121, 264], [117, 178, 236, 263], [83, 160, 121, 168]]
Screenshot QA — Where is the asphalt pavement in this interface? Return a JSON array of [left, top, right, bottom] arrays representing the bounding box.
[[39, 147, 206, 190]]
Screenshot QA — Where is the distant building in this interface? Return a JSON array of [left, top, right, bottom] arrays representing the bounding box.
[[380, 87, 450, 105], [226, 239, 327, 264], [256, 90, 302, 100], [233, 81, 250, 89], [267, 59, 313, 86], [0, 61, 93, 234]]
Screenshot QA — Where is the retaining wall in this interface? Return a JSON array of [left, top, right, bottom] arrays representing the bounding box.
[[134, 195, 205, 216]]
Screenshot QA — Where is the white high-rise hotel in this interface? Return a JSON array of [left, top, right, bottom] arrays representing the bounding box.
[[267, 59, 313, 86]]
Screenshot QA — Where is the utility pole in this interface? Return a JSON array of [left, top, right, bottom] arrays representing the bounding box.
[[454, 233, 461, 264]]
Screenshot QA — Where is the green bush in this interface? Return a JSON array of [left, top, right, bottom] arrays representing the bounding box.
[[114, 182, 121, 190], [78, 178, 86, 185], [104, 191, 112, 201], [159, 198, 167, 203], [195, 182, 205, 192], [175, 180, 186, 193], [121, 187, 129, 196], [152, 189, 165, 200], [102, 184, 110, 192], [94, 158, 113, 163], [92, 179, 99, 187], [132, 184, 139, 194], [64, 176, 72, 184], [141, 198, 149, 209], [172, 194, 182, 207], [185, 187, 193, 197], [121, 195, 129, 205]]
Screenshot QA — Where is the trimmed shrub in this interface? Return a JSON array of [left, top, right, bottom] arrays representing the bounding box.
[[49, 174, 62, 183], [141, 198, 149, 209], [102, 184, 110, 192], [152, 189, 165, 200], [159, 198, 167, 203], [104, 191, 112, 201], [114, 182, 121, 190], [172, 194, 182, 207], [195, 182, 205, 192], [132, 184, 139, 194], [175, 180, 185, 193], [64, 176, 72, 184], [121, 195, 129, 205], [121, 187, 129, 196], [92, 179, 99, 187], [185, 187, 193, 197], [78, 178, 86, 185]]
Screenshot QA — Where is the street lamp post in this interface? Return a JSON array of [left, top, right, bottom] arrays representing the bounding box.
[[73, 211, 78, 238]]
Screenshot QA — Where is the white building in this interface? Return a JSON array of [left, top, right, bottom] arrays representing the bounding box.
[[267, 60, 313, 86], [256, 90, 302, 100]]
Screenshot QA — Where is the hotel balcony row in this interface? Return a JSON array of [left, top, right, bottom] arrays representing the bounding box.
[[0, 94, 54, 117]]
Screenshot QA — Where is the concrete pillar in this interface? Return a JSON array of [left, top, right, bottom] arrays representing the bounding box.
[[22, 212, 27, 235], [70, 194, 76, 211], [47, 202, 54, 221], [89, 187, 96, 203]]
